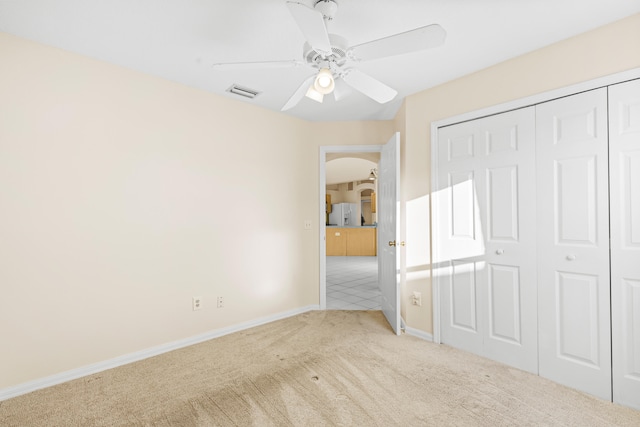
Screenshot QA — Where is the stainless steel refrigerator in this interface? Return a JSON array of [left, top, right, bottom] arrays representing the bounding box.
[[328, 203, 358, 226]]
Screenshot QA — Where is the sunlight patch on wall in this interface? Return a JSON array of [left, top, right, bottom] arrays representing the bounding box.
[[406, 195, 430, 269], [432, 179, 486, 265]]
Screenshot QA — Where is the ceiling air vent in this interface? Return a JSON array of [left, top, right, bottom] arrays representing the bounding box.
[[226, 84, 260, 99]]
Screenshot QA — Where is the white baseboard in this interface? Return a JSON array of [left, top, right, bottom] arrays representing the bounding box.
[[0, 305, 320, 402], [401, 318, 434, 342]]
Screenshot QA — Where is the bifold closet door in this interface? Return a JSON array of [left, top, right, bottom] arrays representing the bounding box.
[[536, 88, 612, 401], [609, 78, 640, 410], [437, 107, 538, 374]]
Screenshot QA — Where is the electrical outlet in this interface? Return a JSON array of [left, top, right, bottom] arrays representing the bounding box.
[[412, 291, 422, 306], [217, 296, 224, 308], [304, 220, 312, 230], [193, 296, 202, 311]]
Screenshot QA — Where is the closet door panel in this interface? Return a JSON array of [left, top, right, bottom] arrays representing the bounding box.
[[480, 108, 537, 373], [622, 154, 640, 245], [437, 107, 537, 374], [487, 263, 521, 344], [437, 122, 484, 355], [555, 156, 598, 244], [437, 124, 485, 263], [434, 123, 483, 354], [610, 78, 640, 410], [449, 170, 476, 240], [555, 271, 601, 366], [536, 88, 611, 401], [451, 260, 478, 332], [486, 166, 519, 241]]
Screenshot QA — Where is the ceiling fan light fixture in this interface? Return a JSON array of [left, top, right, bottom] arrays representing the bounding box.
[[314, 0, 338, 20], [313, 68, 335, 94], [305, 85, 324, 103]]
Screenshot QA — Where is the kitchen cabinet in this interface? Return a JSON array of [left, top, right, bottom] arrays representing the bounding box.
[[326, 227, 377, 256], [346, 228, 377, 256], [326, 228, 346, 256]]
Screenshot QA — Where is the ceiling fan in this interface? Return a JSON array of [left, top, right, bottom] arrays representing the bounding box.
[[212, 0, 446, 111]]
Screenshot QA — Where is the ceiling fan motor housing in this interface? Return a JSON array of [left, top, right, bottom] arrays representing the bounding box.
[[303, 34, 348, 71]]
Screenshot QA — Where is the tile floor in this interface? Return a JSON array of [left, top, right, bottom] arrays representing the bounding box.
[[326, 256, 382, 310]]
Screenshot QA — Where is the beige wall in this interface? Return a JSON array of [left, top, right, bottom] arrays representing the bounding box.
[[398, 13, 640, 334], [0, 32, 394, 390], [327, 184, 354, 204], [327, 183, 363, 204]]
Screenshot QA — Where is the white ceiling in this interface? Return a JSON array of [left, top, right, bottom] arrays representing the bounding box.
[[326, 157, 377, 185], [1, 1, 638, 122]]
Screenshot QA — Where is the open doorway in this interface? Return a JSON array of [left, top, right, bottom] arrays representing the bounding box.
[[321, 148, 381, 310], [319, 134, 401, 333]]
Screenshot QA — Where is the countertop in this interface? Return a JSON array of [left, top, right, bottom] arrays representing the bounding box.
[[326, 225, 377, 228]]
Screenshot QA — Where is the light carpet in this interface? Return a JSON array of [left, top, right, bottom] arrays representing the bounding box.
[[1, 310, 639, 426]]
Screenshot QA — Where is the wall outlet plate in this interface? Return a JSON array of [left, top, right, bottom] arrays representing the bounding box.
[[193, 296, 202, 311], [412, 291, 422, 306]]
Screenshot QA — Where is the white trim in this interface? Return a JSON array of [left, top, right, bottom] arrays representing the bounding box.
[[429, 67, 640, 345], [0, 305, 319, 402], [430, 126, 442, 344], [319, 148, 327, 310], [319, 144, 383, 312], [401, 318, 434, 342]]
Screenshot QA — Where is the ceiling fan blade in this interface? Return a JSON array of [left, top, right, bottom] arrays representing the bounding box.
[[332, 78, 353, 102], [281, 74, 316, 111], [285, 1, 331, 55], [350, 24, 446, 61], [212, 60, 302, 71], [341, 69, 397, 104]]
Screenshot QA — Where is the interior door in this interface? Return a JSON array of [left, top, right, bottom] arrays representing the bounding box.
[[536, 88, 612, 401], [609, 78, 640, 410], [437, 119, 485, 356], [478, 108, 537, 373], [436, 107, 537, 373], [378, 132, 400, 335]]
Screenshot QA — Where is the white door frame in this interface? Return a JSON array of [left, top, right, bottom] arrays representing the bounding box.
[[319, 144, 383, 310], [430, 67, 640, 344]]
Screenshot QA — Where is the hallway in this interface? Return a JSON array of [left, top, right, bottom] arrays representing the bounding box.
[[326, 256, 381, 310]]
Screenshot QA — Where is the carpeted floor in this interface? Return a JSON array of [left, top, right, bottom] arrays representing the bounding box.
[[1, 310, 639, 426]]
